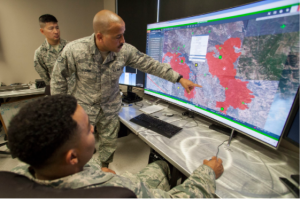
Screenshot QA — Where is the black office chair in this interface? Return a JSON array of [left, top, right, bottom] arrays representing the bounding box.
[[0, 171, 136, 198], [0, 129, 10, 155], [0, 142, 9, 155]]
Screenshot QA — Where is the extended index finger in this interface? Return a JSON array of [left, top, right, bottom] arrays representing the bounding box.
[[193, 83, 202, 88]]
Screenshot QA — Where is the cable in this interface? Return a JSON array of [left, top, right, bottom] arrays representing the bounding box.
[[182, 118, 199, 128], [134, 102, 144, 108], [167, 114, 184, 124], [254, 151, 274, 189], [216, 139, 228, 159]]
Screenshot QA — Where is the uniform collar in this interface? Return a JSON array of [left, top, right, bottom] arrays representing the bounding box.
[[44, 38, 67, 52], [89, 33, 117, 64], [12, 158, 115, 189]]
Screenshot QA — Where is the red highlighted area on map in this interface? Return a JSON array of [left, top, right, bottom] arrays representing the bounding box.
[[162, 52, 195, 100], [206, 37, 254, 113]]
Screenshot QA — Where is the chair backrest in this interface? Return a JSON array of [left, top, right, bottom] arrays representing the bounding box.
[[0, 171, 136, 198]]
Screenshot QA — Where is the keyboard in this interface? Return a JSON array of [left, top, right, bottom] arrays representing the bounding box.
[[130, 113, 182, 138]]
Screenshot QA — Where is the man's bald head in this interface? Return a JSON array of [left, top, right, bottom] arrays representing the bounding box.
[[93, 10, 124, 34]]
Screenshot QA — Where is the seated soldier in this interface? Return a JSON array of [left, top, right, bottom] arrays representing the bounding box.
[[8, 95, 224, 198]]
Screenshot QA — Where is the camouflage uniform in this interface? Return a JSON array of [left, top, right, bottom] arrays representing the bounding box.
[[11, 158, 217, 198], [51, 34, 180, 165], [34, 38, 68, 85]]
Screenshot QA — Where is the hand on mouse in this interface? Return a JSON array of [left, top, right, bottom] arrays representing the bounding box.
[[203, 156, 224, 179], [101, 167, 116, 174]]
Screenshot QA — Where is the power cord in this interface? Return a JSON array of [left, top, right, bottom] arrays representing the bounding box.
[[182, 118, 199, 128], [216, 139, 228, 159], [182, 111, 195, 118], [181, 112, 200, 128]]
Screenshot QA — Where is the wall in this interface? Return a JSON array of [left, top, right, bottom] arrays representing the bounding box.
[[0, 0, 105, 85], [104, 0, 115, 13]]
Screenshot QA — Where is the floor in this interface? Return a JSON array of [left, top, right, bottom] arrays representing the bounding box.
[[0, 127, 151, 175]]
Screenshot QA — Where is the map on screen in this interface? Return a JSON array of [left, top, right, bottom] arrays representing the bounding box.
[[145, 2, 299, 147]]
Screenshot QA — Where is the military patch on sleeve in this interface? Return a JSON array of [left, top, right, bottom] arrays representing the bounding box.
[[57, 56, 65, 63]]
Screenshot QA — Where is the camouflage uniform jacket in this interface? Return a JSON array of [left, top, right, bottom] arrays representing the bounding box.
[[11, 158, 217, 198], [50, 34, 180, 124], [34, 38, 68, 85]]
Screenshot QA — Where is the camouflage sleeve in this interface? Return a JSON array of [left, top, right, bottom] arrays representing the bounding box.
[[50, 46, 75, 95], [124, 44, 180, 83], [166, 165, 217, 198], [34, 50, 50, 85]]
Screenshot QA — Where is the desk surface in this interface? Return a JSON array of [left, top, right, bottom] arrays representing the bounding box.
[[118, 93, 299, 198], [0, 88, 45, 98]]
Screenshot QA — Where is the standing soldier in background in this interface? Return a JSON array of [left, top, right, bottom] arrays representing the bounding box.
[[51, 10, 202, 169], [34, 14, 68, 95]]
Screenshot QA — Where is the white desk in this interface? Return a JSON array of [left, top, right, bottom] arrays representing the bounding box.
[[0, 88, 45, 98], [118, 91, 299, 198]]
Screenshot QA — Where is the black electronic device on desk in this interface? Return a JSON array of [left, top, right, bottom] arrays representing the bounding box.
[[291, 175, 300, 185], [279, 177, 299, 198], [130, 113, 182, 138], [35, 79, 46, 88]]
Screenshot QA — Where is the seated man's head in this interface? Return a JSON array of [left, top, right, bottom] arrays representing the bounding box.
[[8, 95, 95, 180]]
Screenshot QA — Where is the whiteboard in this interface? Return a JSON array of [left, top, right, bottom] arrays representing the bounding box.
[[0, 97, 42, 132]]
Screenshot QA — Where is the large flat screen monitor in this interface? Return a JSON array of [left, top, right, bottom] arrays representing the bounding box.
[[144, 0, 300, 149]]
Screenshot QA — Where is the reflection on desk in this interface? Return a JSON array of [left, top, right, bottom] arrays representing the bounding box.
[[118, 98, 299, 198]]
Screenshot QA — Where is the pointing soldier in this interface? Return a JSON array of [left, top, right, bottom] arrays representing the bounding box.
[[34, 14, 68, 95], [51, 10, 202, 168]]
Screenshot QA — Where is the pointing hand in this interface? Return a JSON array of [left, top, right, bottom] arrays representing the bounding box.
[[179, 78, 202, 94]]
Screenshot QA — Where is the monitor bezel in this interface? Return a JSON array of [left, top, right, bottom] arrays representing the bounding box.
[[144, 0, 299, 149], [147, 0, 292, 28]]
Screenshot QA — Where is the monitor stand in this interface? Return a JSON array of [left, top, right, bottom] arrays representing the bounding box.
[[122, 86, 143, 104], [209, 124, 237, 146]]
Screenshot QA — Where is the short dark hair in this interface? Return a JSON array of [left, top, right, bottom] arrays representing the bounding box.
[[39, 14, 58, 28], [8, 95, 78, 168]]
